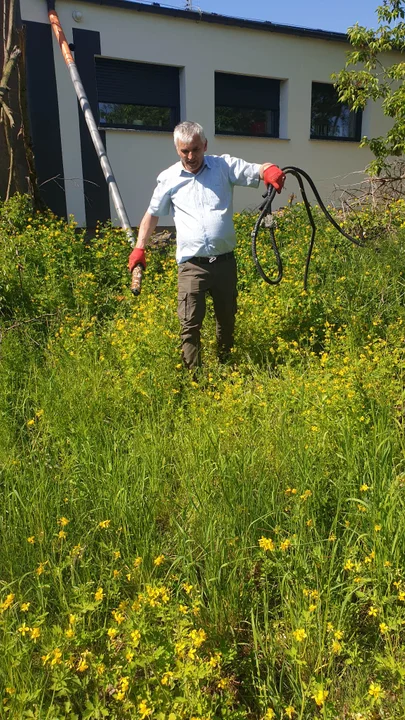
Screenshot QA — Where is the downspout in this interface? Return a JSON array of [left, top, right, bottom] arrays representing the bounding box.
[[45, 0, 142, 295]]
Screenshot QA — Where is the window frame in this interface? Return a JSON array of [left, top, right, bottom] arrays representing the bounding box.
[[214, 71, 280, 139], [95, 57, 180, 133], [310, 81, 362, 142]]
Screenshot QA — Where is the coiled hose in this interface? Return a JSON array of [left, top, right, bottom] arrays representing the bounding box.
[[251, 166, 366, 289]]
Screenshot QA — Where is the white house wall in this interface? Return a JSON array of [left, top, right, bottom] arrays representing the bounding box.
[[21, 0, 393, 227]]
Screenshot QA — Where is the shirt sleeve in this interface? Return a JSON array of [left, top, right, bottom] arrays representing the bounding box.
[[221, 155, 261, 188], [147, 174, 172, 217]]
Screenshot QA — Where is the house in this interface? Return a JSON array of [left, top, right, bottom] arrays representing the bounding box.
[[20, 0, 391, 228]]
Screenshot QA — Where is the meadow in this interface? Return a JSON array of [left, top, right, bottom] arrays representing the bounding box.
[[1, 193, 405, 719]]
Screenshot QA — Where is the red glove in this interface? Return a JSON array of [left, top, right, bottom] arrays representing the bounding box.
[[263, 165, 285, 194], [128, 247, 146, 272]]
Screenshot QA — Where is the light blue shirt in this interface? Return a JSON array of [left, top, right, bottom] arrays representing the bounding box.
[[147, 154, 261, 264]]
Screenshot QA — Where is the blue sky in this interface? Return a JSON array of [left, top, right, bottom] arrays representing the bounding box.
[[141, 0, 379, 33]]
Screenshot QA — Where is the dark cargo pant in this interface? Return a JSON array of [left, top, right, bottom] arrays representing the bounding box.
[[177, 252, 237, 369]]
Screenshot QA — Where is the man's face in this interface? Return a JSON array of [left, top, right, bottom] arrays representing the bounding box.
[[176, 135, 207, 174]]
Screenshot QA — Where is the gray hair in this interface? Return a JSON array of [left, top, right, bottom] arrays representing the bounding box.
[[173, 121, 206, 146]]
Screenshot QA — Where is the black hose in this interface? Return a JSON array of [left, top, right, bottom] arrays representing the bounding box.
[[251, 166, 366, 290]]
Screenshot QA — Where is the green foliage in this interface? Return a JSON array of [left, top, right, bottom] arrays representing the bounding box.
[[2, 195, 405, 717], [333, 0, 405, 174]]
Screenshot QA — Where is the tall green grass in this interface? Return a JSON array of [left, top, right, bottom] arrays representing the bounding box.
[[1, 195, 405, 718]]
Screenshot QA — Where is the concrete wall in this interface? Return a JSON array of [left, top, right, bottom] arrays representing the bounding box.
[[21, 0, 394, 227]]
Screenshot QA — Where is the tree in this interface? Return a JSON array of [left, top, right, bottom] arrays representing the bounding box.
[[0, 0, 42, 205], [333, 0, 405, 175]]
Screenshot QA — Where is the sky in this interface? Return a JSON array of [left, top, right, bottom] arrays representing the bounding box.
[[138, 0, 379, 34]]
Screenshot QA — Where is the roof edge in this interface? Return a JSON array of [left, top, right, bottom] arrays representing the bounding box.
[[65, 0, 349, 42]]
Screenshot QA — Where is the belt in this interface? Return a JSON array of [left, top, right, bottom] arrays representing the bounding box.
[[187, 251, 234, 265]]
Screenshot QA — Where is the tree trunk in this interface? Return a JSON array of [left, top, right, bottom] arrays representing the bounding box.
[[0, 0, 42, 206]]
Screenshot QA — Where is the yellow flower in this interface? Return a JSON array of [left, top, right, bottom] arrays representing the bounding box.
[[125, 650, 134, 662], [98, 519, 111, 529], [1, 593, 14, 613], [107, 627, 118, 639], [130, 629, 141, 646], [27, 418, 35, 427], [133, 556, 142, 568], [285, 705, 296, 718], [344, 559, 355, 571], [112, 609, 125, 624], [258, 536, 275, 551], [374, 524, 382, 532], [161, 671, 174, 685], [30, 627, 41, 641], [334, 630, 343, 640], [153, 554, 165, 566], [138, 699, 152, 719], [182, 582, 193, 594], [332, 639, 342, 654], [312, 688, 328, 706], [280, 539, 291, 551], [27, 536, 35, 544], [58, 517, 69, 526], [58, 530, 67, 539], [113, 550, 121, 560], [94, 587, 104, 602], [292, 628, 307, 642], [368, 682, 385, 700], [18, 623, 31, 636], [360, 484, 370, 492], [77, 656, 89, 672], [300, 489, 312, 500], [368, 606, 378, 616], [21, 602, 30, 612], [379, 622, 389, 634], [65, 627, 75, 638], [36, 562, 46, 576], [263, 711, 275, 720]]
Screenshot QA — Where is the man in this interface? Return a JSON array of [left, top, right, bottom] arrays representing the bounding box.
[[128, 121, 285, 370]]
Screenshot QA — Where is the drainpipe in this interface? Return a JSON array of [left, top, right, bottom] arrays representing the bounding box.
[[45, 0, 142, 295]]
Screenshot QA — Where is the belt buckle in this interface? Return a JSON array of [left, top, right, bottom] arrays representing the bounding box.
[[209, 256, 217, 263]]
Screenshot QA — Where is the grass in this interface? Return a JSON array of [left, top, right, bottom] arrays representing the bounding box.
[[1, 194, 405, 718]]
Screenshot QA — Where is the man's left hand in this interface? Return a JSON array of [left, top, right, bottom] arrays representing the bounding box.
[[263, 165, 286, 194]]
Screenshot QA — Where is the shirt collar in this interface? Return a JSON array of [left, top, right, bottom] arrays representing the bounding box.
[[178, 155, 211, 177]]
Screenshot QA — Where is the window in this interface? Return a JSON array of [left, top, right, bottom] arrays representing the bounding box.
[[95, 58, 180, 131], [310, 82, 362, 141], [215, 72, 280, 138]]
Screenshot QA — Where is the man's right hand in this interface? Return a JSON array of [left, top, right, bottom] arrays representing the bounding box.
[[128, 247, 146, 272]]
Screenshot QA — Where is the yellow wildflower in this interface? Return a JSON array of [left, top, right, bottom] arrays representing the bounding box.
[[285, 706, 296, 718], [133, 556, 142, 568], [30, 627, 41, 641], [368, 606, 378, 616], [379, 622, 389, 634], [58, 517, 69, 526], [263, 710, 275, 720], [94, 587, 104, 602], [138, 699, 152, 719], [18, 623, 31, 636], [21, 602, 30, 612], [312, 688, 328, 706], [27, 536, 35, 544], [130, 629, 141, 646], [161, 671, 174, 685], [77, 656, 89, 672], [98, 519, 111, 529], [368, 682, 385, 700], [280, 539, 291, 551], [153, 554, 165, 566], [258, 536, 275, 551], [292, 628, 307, 642], [107, 627, 118, 639]]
